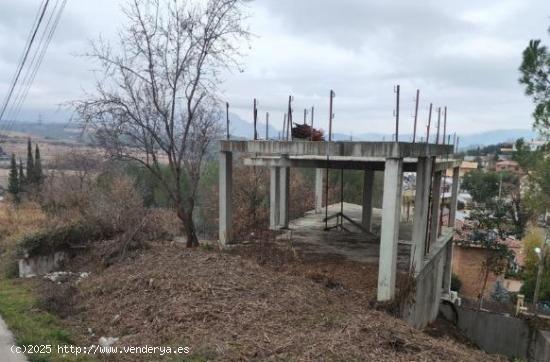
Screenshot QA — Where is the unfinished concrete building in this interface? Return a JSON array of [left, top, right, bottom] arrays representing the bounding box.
[[218, 140, 461, 328]]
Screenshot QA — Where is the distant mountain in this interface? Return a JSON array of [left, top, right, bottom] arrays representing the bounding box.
[[227, 112, 280, 139], [10, 116, 539, 151], [453, 129, 538, 149], [228, 116, 539, 148]]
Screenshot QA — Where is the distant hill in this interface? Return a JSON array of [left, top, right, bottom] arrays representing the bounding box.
[[10, 117, 539, 151], [229, 117, 538, 149]]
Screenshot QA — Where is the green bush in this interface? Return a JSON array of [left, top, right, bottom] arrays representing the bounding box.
[[451, 273, 462, 293], [16, 222, 114, 258]]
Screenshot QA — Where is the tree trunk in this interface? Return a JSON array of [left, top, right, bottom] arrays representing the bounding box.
[[176, 202, 199, 248]]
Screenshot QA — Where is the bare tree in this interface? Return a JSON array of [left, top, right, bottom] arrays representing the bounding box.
[[75, 0, 248, 247]]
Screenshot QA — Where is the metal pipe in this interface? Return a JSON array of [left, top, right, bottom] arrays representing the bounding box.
[[436, 107, 441, 145], [395, 85, 400, 142], [310, 106, 315, 141], [266, 112, 269, 140], [426, 103, 432, 143], [413, 89, 419, 144], [225, 102, 230, 140], [443, 106, 447, 145], [253, 98, 258, 140], [329, 90, 335, 142]]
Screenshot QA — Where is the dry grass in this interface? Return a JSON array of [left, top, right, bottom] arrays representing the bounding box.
[[0, 202, 48, 276], [64, 241, 504, 362]]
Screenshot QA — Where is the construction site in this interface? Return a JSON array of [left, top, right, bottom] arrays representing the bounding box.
[[218, 91, 462, 328]]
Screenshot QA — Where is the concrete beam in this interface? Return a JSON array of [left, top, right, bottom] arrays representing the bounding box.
[[362, 170, 375, 232], [315, 168, 323, 213], [221, 140, 454, 158], [219, 151, 233, 245], [429, 171, 443, 251], [279, 166, 290, 228], [411, 157, 433, 273], [269, 167, 280, 229], [242, 155, 460, 172], [378, 158, 404, 302], [449, 167, 460, 228]]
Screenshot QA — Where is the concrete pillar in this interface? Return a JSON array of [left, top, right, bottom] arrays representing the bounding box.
[[279, 166, 290, 228], [429, 171, 442, 248], [377, 158, 403, 302], [448, 167, 460, 228], [362, 170, 375, 232], [411, 157, 433, 273], [442, 241, 453, 293], [269, 167, 280, 230], [219, 151, 233, 245], [315, 168, 323, 213]]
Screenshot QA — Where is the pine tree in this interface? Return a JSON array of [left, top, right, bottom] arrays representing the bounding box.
[[7, 154, 19, 201], [34, 144, 43, 184], [26, 138, 34, 183], [18, 158, 25, 190]]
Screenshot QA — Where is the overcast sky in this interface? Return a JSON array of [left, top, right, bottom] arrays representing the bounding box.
[[0, 0, 548, 136]]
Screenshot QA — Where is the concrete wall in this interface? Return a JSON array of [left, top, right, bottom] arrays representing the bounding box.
[[440, 303, 550, 361], [404, 236, 449, 328], [18, 251, 67, 278]]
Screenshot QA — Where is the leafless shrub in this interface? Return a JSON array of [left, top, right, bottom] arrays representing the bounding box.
[[38, 283, 79, 318]]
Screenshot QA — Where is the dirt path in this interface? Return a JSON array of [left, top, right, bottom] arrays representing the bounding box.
[[0, 316, 26, 362]]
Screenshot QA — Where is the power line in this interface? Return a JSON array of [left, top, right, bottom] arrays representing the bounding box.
[[5, 0, 68, 131], [0, 0, 51, 124], [5, 0, 63, 125], [1, 0, 46, 125]]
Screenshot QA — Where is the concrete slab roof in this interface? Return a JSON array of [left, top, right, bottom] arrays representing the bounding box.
[[220, 140, 454, 158]]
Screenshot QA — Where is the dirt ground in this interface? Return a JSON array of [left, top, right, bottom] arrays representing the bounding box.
[[23, 239, 505, 362]]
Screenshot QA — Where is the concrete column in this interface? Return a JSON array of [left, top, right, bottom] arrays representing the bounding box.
[[269, 167, 281, 230], [279, 166, 290, 228], [377, 158, 403, 302], [442, 241, 453, 293], [429, 171, 443, 247], [411, 157, 433, 273], [315, 168, 323, 213], [362, 170, 375, 232], [448, 167, 460, 228], [219, 151, 233, 245]]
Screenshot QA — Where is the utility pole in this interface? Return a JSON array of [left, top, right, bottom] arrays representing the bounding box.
[[413, 89, 419, 144], [395, 85, 400, 142], [534, 231, 549, 317]]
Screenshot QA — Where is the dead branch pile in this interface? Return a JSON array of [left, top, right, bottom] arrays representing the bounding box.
[[71, 242, 504, 361], [291, 123, 324, 141]]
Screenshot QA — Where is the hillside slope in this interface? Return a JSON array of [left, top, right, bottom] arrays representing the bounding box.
[[56, 241, 503, 361]]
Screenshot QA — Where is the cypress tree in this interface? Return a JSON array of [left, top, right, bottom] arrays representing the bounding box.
[[26, 138, 34, 182], [7, 154, 19, 200], [18, 158, 25, 189], [34, 144, 43, 184]]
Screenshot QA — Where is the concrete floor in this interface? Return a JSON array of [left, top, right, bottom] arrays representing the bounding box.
[[284, 203, 412, 270]]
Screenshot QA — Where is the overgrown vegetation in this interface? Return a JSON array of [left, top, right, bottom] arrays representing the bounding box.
[[0, 279, 94, 362]]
